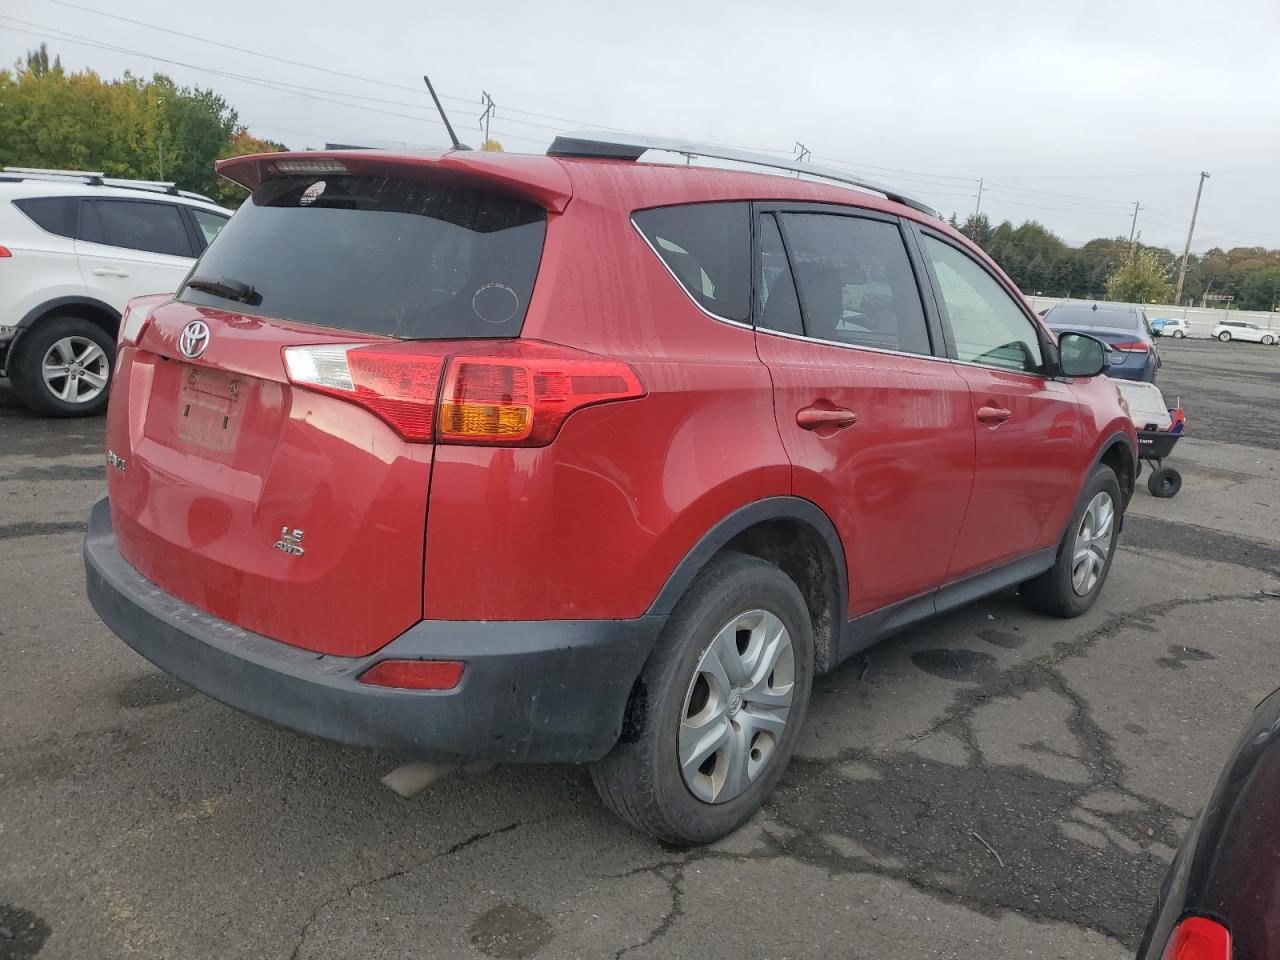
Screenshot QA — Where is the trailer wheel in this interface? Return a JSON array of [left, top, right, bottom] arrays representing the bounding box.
[[1148, 467, 1182, 498]]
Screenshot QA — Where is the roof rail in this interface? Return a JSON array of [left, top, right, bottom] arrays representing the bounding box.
[[546, 132, 938, 218], [2, 167, 190, 197]]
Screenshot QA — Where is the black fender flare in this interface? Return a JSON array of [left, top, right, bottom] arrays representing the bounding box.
[[645, 496, 848, 672], [18, 296, 122, 330], [1091, 429, 1139, 489]]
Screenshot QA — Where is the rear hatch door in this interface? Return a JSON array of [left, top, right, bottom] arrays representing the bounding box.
[[105, 161, 552, 656]]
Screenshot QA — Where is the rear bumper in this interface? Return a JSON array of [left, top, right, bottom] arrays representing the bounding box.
[[84, 496, 664, 762]]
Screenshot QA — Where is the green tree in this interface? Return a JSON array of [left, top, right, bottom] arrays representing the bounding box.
[[480, 138, 504, 152], [210, 129, 288, 207], [959, 213, 993, 247], [1105, 247, 1175, 303], [1239, 267, 1280, 311], [0, 46, 282, 203]]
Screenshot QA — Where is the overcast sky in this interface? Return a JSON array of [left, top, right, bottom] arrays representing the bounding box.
[[3, 0, 1277, 252]]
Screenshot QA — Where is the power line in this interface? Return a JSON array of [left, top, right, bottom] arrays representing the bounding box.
[[8, 6, 1278, 248], [0, 17, 550, 147], [34, 0, 644, 135]]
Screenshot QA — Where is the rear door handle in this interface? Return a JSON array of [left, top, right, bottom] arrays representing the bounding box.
[[977, 404, 1012, 426], [797, 405, 859, 431], [92, 266, 129, 278]]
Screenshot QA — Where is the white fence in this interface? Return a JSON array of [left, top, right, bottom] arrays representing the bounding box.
[[1024, 297, 1279, 338]]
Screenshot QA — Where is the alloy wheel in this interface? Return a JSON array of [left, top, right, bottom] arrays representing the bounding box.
[[41, 336, 109, 404], [1072, 491, 1115, 596], [678, 609, 795, 804]]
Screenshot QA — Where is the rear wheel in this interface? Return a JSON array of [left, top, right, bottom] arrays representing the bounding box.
[[1263, 335, 1276, 346], [1218, 331, 1231, 342], [1172, 330, 1185, 339], [591, 552, 814, 845], [9, 317, 115, 417], [1023, 464, 1122, 618], [1148, 467, 1182, 498]]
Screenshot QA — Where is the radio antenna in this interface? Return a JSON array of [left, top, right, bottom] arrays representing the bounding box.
[[423, 75, 470, 150]]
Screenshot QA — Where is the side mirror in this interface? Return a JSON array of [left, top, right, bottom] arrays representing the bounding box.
[[1057, 332, 1110, 378]]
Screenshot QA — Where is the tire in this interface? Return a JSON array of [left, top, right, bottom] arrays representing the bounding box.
[[591, 552, 814, 845], [1148, 467, 1182, 498], [1023, 464, 1122, 618], [8, 316, 115, 417], [1218, 331, 1231, 342], [1173, 330, 1185, 339], [1263, 335, 1276, 346]]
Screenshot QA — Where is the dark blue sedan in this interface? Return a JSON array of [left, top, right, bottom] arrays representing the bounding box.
[[1044, 302, 1162, 382]]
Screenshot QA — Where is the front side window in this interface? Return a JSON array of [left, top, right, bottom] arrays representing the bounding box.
[[780, 213, 931, 355], [632, 202, 751, 321], [922, 235, 1043, 373], [81, 200, 194, 257]]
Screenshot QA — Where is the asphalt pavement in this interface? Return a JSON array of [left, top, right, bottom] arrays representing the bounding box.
[[2, 337, 1278, 960]]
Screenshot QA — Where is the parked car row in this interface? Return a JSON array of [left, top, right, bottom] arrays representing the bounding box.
[[1152, 316, 1277, 344]]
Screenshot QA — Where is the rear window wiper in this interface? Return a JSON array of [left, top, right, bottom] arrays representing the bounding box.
[[184, 275, 260, 305]]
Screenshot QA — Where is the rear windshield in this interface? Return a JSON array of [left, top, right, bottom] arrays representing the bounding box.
[[179, 175, 547, 339], [1046, 305, 1139, 330]]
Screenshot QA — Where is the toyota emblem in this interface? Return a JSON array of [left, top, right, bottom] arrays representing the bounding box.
[[179, 320, 211, 360]]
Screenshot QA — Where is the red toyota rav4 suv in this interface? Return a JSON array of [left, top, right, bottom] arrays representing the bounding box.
[[85, 135, 1136, 844]]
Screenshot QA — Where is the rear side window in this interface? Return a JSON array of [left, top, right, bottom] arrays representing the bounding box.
[[633, 202, 751, 321], [180, 176, 547, 340], [13, 197, 77, 238], [190, 208, 230, 246], [81, 200, 195, 257], [780, 213, 931, 356]]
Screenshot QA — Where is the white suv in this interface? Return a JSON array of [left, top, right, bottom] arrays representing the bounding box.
[[1212, 320, 1278, 345], [0, 168, 232, 416]]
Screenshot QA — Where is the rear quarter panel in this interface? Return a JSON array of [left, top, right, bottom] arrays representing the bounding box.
[[423, 188, 791, 619]]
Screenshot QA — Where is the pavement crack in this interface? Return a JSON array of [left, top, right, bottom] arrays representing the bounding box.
[[906, 590, 1280, 746], [286, 818, 535, 960], [613, 863, 686, 960]]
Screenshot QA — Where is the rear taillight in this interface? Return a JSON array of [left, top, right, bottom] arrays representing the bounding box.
[[283, 341, 644, 446], [119, 300, 155, 345], [1112, 340, 1149, 352], [1161, 917, 1231, 960], [0, 246, 12, 258]]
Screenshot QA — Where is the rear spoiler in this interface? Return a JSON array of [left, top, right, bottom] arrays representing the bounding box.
[[215, 150, 574, 213]]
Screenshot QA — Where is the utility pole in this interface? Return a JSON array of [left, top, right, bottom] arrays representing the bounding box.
[[479, 91, 495, 147], [155, 96, 165, 180], [973, 177, 984, 217], [793, 142, 810, 177], [1128, 201, 1141, 250], [1174, 171, 1210, 306]]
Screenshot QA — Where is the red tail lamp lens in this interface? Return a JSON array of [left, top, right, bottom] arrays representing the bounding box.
[[1162, 917, 1231, 960], [434, 350, 644, 446], [1112, 340, 1149, 352], [285, 342, 643, 446], [358, 659, 465, 690]]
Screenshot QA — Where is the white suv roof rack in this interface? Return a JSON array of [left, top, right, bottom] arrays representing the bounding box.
[[546, 132, 938, 218], [0, 166, 216, 205]]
